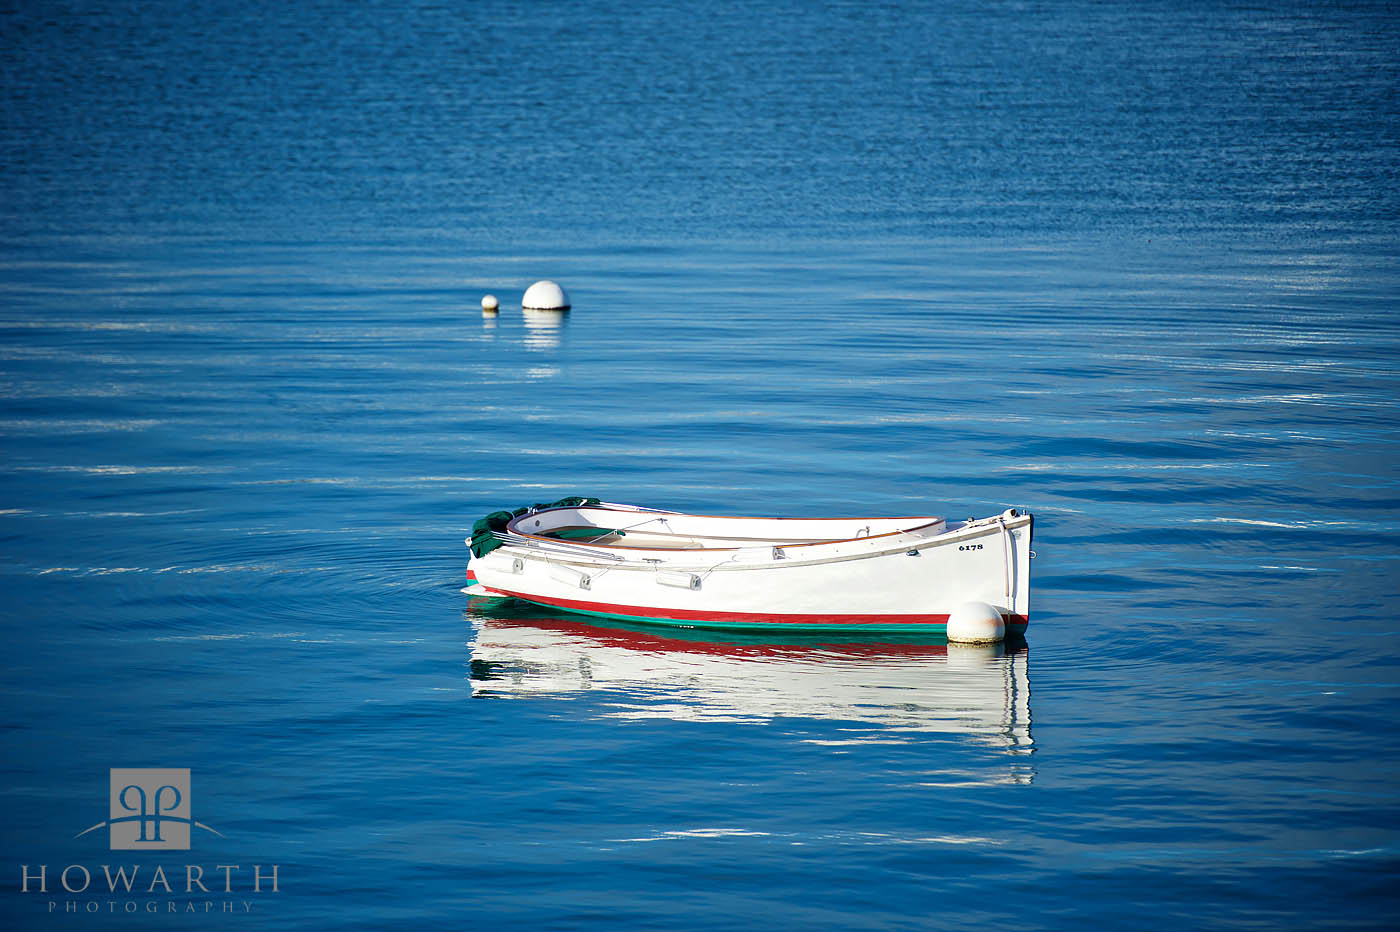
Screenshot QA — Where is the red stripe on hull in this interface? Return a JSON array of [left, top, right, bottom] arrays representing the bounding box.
[[489, 587, 1029, 629]]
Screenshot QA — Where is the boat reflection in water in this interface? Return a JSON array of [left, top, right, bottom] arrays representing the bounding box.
[[466, 603, 1033, 780]]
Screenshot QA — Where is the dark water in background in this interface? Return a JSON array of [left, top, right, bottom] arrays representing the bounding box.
[[2, 0, 1399, 928]]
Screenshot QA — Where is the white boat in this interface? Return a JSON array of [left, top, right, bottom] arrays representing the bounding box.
[[464, 499, 1033, 634]]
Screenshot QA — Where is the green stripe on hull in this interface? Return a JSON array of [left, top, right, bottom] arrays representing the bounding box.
[[511, 597, 956, 634]]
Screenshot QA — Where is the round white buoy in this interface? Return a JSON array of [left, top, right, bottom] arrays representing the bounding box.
[[946, 601, 1005, 644], [522, 280, 570, 310], [481, 294, 499, 313]]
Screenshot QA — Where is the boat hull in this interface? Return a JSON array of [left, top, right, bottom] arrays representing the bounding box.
[[471, 588, 1028, 634], [466, 505, 1033, 634]]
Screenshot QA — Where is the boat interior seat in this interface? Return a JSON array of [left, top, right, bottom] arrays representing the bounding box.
[[536, 525, 838, 550]]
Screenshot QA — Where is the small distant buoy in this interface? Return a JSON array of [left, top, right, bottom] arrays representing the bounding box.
[[481, 294, 499, 313], [946, 601, 1005, 644], [522, 280, 570, 310]]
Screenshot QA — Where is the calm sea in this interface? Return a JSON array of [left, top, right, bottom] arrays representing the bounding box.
[[2, 1, 1398, 929]]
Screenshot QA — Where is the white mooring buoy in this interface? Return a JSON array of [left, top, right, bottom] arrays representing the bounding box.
[[522, 280, 570, 310], [946, 601, 1006, 644], [481, 294, 499, 313]]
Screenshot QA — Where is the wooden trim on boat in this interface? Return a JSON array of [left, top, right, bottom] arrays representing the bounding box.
[[506, 506, 948, 553]]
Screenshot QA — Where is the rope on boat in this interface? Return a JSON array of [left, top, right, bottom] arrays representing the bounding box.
[[494, 530, 628, 562], [583, 515, 669, 543]]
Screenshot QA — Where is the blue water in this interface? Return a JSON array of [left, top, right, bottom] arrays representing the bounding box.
[[3, 0, 1399, 928]]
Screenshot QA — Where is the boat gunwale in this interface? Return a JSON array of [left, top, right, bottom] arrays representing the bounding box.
[[506, 505, 949, 553], [495, 517, 1028, 573]]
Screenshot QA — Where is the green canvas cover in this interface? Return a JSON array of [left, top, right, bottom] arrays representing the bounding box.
[[469, 496, 603, 558], [546, 527, 623, 541]]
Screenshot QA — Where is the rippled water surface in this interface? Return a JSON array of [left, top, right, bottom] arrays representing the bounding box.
[[2, 1, 1399, 929]]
